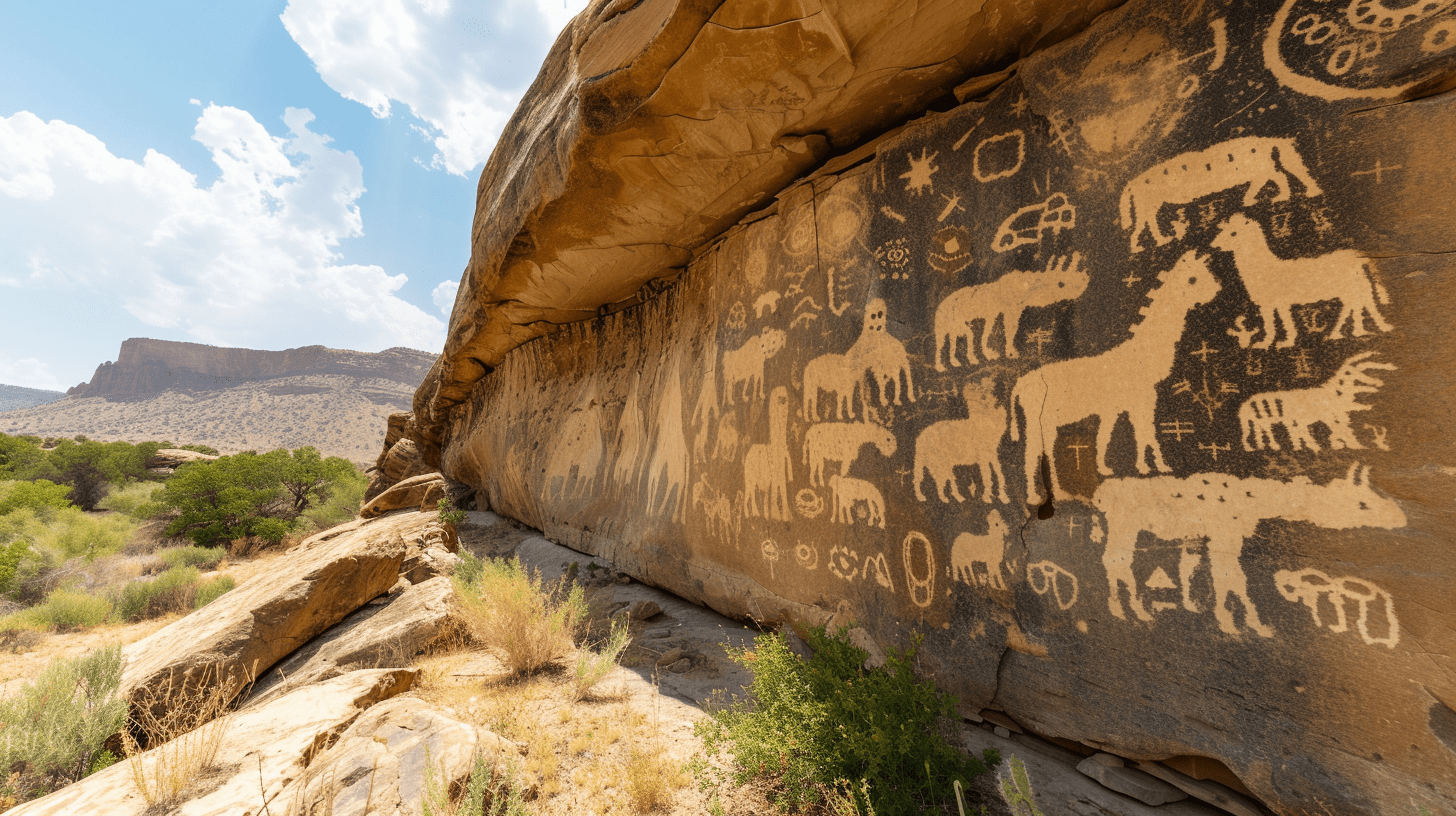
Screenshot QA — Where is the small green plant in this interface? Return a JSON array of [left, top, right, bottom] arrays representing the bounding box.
[[97, 481, 164, 520], [1, 589, 113, 632], [194, 575, 235, 608], [114, 566, 200, 622], [423, 748, 528, 816], [570, 617, 631, 701], [0, 644, 127, 803], [438, 497, 467, 527], [698, 625, 996, 816], [999, 756, 1043, 816], [0, 539, 29, 594], [453, 556, 586, 674], [159, 545, 225, 571]]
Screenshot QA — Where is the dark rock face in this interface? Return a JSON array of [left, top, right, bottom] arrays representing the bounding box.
[[426, 1, 1456, 813], [68, 338, 435, 398]]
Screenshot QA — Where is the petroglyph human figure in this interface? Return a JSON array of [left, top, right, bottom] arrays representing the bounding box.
[[993, 192, 1076, 252], [743, 386, 793, 521], [914, 379, 1010, 504], [1012, 251, 1221, 503], [1274, 567, 1400, 647], [1241, 351, 1395, 451], [1121, 136, 1322, 252], [1092, 464, 1406, 637], [950, 510, 1011, 590], [803, 422, 896, 486], [645, 353, 689, 519], [804, 299, 915, 421], [933, 253, 1088, 369], [723, 327, 786, 403], [543, 388, 605, 500], [829, 474, 886, 528], [1212, 213, 1393, 348]]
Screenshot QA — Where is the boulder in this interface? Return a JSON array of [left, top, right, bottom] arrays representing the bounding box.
[[8, 669, 416, 816], [420, 0, 1456, 812], [361, 472, 447, 518], [120, 512, 423, 715], [379, 437, 432, 483], [243, 576, 460, 710], [1077, 757, 1188, 807], [144, 448, 219, 469]]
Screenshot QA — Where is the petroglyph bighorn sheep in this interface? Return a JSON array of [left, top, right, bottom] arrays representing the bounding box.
[[1121, 136, 1322, 253], [1012, 251, 1220, 503], [914, 379, 1009, 504], [723, 327, 786, 403], [950, 510, 1011, 590], [934, 253, 1088, 369], [1093, 464, 1406, 637], [803, 422, 896, 487], [1213, 213, 1392, 348], [1240, 351, 1395, 451]]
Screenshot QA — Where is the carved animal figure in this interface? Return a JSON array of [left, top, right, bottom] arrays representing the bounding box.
[[803, 299, 916, 421], [829, 474, 886, 528], [1274, 567, 1399, 648], [1012, 251, 1220, 503], [692, 476, 738, 543], [1241, 351, 1395, 451], [934, 253, 1088, 370], [914, 379, 1009, 503], [950, 511, 1011, 590], [1093, 464, 1406, 637], [802, 351, 860, 421], [1121, 136, 1323, 253], [743, 386, 793, 520], [803, 422, 896, 486], [645, 352, 689, 519], [723, 328, 786, 403], [993, 192, 1076, 252], [1213, 213, 1392, 348]]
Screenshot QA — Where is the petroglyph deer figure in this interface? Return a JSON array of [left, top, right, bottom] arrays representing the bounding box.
[[803, 299, 915, 421], [1274, 568, 1399, 648], [950, 510, 1011, 590], [914, 379, 1010, 504], [1093, 464, 1406, 637], [829, 474, 886, 528], [1121, 136, 1323, 253], [993, 192, 1076, 253], [743, 386, 793, 520], [933, 253, 1089, 370], [1241, 351, 1395, 451], [803, 422, 896, 486], [1012, 251, 1220, 503], [723, 328, 786, 403], [1213, 213, 1392, 348]]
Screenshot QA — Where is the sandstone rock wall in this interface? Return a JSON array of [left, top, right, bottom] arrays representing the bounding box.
[[431, 1, 1456, 812]]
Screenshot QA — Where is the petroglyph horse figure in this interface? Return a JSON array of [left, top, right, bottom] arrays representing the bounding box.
[[829, 474, 886, 528], [950, 510, 1011, 590], [803, 299, 915, 420], [743, 386, 793, 520], [914, 379, 1010, 504], [723, 327, 786, 403], [1012, 251, 1220, 503], [933, 253, 1089, 369], [1093, 464, 1406, 637], [803, 422, 896, 486], [1213, 213, 1392, 348], [1121, 136, 1322, 252], [1241, 351, 1395, 451]]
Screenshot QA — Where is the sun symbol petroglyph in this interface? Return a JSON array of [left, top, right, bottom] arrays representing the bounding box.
[[828, 545, 860, 580], [795, 488, 825, 520], [874, 238, 912, 280], [794, 541, 818, 570], [900, 147, 939, 195]]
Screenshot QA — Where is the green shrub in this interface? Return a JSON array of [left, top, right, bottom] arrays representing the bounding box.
[[159, 545, 225, 572], [437, 498, 467, 527], [0, 479, 73, 516], [453, 556, 586, 674], [114, 567, 200, 623], [193, 575, 235, 609], [5, 589, 114, 632], [97, 481, 164, 520], [43, 507, 136, 560], [0, 539, 29, 595], [298, 467, 367, 532], [697, 626, 997, 816], [0, 644, 128, 803]]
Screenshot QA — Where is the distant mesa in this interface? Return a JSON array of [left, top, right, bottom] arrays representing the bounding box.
[[0, 383, 65, 412]]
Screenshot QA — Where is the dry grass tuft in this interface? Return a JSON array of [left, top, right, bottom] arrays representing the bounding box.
[[454, 556, 585, 675], [623, 745, 688, 814], [124, 663, 247, 807], [570, 618, 631, 702]]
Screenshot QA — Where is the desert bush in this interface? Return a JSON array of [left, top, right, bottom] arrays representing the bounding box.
[[125, 664, 241, 807], [194, 575, 235, 609], [98, 481, 165, 520], [0, 479, 73, 515], [453, 556, 585, 674], [114, 566, 201, 622], [0, 644, 127, 804], [570, 617, 631, 701], [697, 626, 998, 816], [1, 589, 113, 632], [159, 545, 225, 571], [298, 466, 367, 532], [624, 745, 688, 813], [0, 539, 29, 595], [423, 749, 528, 816]]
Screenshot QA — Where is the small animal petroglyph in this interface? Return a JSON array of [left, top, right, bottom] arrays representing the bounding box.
[[722, 328, 786, 404], [829, 474, 886, 528], [754, 291, 782, 318], [1274, 567, 1399, 647], [1213, 213, 1392, 348], [992, 192, 1076, 253], [1121, 136, 1322, 253], [803, 422, 896, 486], [743, 387, 793, 521], [950, 511, 1011, 590], [1241, 351, 1395, 451], [933, 253, 1088, 369], [914, 379, 1009, 504], [1012, 251, 1220, 503], [1093, 464, 1406, 637]]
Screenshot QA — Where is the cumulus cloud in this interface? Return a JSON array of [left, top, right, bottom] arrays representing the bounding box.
[[431, 278, 459, 316], [281, 0, 587, 176], [0, 106, 445, 355]]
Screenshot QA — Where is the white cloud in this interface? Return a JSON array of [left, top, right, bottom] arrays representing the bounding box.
[[0, 356, 63, 391], [281, 0, 587, 176], [431, 278, 459, 316], [0, 106, 445, 355]]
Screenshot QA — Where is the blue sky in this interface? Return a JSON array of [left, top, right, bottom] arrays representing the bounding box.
[[0, 0, 586, 390]]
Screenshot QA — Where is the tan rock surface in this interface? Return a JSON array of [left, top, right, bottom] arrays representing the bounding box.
[[7, 669, 416, 816], [144, 448, 220, 469], [360, 471, 447, 518]]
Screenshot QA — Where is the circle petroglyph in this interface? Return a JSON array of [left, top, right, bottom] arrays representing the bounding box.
[[901, 532, 935, 608], [795, 488, 825, 519], [794, 542, 818, 570], [817, 193, 866, 256], [1265, 0, 1456, 100], [972, 130, 1025, 182]]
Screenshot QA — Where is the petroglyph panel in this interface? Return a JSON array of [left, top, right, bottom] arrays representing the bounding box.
[[442, 2, 1456, 812]]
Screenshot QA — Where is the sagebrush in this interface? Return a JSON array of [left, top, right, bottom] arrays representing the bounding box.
[[453, 555, 585, 674]]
